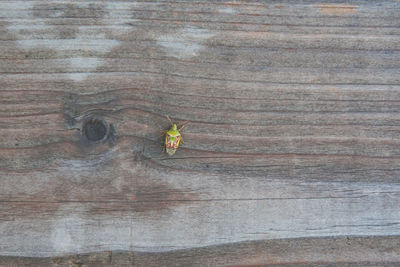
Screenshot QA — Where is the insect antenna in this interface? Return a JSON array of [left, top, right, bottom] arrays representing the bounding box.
[[166, 115, 173, 126], [178, 120, 189, 131], [180, 120, 189, 126]]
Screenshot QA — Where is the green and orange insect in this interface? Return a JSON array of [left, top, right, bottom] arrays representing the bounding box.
[[163, 116, 187, 155]]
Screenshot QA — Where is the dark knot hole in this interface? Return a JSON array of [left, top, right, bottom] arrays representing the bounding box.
[[82, 117, 108, 142]]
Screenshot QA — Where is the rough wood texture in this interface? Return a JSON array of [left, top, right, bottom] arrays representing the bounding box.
[[1, 0, 400, 265], [1, 236, 400, 266]]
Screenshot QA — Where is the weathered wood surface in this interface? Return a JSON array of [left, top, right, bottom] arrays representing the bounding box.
[[1, 0, 400, 265], [2, 237, 400, 266]]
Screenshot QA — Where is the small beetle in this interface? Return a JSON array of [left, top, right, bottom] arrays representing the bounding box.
[[163, 116, 187, 155]]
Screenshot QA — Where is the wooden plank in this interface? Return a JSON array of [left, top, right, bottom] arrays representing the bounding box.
[[1, 237, 400, 266], [1, 0, 400, 265]]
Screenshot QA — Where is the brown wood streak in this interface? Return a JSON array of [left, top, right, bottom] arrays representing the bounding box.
[[0, 236, 400, 266], [1, 0, 400, 265]]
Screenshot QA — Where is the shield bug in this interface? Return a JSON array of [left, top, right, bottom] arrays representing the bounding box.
[[163, 116, 187, 155]]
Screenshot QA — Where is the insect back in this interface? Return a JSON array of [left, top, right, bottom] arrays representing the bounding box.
[[164, 116, 187, 155]]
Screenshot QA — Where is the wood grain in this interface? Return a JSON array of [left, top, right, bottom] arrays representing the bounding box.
[[1, 0, 400, 265], [1, 236, 400, 266]]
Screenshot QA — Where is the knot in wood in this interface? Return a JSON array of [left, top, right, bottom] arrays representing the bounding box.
[[82, 117, 109, 143]]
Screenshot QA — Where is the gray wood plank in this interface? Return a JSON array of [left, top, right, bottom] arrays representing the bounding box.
[[1, 0, 400, 265]]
